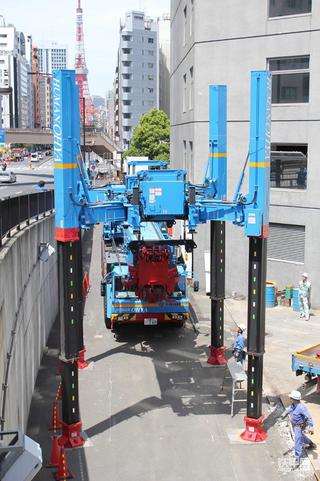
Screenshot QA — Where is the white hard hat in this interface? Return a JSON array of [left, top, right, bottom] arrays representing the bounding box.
[[238, 324, 246, 332], [289, 390, 301, 401], [302, 272, 308, 278]]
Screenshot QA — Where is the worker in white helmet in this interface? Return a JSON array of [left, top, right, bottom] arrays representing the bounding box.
[[299, 272, 311, 320], [282, 390, 315, 467], [232, 324, 246, 365]]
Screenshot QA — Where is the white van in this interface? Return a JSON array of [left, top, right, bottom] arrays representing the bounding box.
[[0, 170, 16, 183], [31, 153, 39, 162]]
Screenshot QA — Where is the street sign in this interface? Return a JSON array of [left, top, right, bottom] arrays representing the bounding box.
[[0, 129, 6, 145]]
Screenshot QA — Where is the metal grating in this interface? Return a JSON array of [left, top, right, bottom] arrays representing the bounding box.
[[268, 223, 305, 263]]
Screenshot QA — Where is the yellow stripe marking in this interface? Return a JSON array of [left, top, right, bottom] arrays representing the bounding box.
[[250, 162, 270, 168], [210, 153, 227, 158], [54, 163, 77, 169]]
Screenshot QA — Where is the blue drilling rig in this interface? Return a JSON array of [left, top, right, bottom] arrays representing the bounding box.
[[53, 69, 271, 447]]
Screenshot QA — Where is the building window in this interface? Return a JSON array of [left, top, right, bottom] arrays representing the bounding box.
[[189, 67, 194, 110], [271, 144, 308, 189], [123, 87, 132, 93], [148, 87, 154, 93], [183, 74, 187, 112], [122, 61, 132, 67], [183, 5, 187, 45], [268, 55, 310, 103], [148, 62, 154, 68], [148, 50, 154, 56], [183, 140, 187, 170], [122, 73, 132, 80], [122, 35, 132, 41], [122, 48, 132, 54], [269, 0, 311, 17], [147, 75, 154, 81], [123, 100, 132, 106], [124, 126, 132, 132], [189, 140, 194, 181], [123, 113, 131, 119], [190, 0, 194, 36], [148, 38, 154, 44], [268, 223, 305, 264]]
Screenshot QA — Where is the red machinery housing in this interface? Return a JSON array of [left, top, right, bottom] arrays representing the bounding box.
[[126, 245, 179, 303]]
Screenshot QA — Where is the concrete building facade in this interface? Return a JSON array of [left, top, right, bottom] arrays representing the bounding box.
[[170, 0, 320, 307], [158, 14, 171, 117], [116, 11, 158, 150], [0, 20, 33, 128], [38, 43, 68, 74]]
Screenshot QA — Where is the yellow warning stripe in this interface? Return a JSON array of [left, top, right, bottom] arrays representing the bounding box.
[[210, 153, 227, 157], [250, 162, 270, 168], [54, 163, 78, 169]]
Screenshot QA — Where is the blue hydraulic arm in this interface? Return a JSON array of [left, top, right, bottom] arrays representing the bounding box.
[[53, 70, 85, 448], [207, 86, 228, 366]]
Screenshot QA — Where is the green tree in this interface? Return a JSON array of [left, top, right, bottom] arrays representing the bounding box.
[[124, 108, 170, 161]]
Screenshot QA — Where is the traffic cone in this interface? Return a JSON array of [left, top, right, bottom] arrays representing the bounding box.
[[53, 446, 74, 480], [49, 400, 62, 431], [82, 272, 90, 299], [47, 434, 60, 468]]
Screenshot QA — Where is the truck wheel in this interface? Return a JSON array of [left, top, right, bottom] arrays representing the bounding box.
[[104, 296, 111, 329]]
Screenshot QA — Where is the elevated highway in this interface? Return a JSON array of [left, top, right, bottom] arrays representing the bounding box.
[[5, 128, 121, 158]]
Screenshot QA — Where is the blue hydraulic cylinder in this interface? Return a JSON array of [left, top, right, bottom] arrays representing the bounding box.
[[53, 70, 81, 242], [209, 85, 227, 200], [245, 71, 272, 238]]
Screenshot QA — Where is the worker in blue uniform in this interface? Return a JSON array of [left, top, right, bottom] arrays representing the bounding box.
[[233, 324, 246, 365], [282, 390, 315, 467]]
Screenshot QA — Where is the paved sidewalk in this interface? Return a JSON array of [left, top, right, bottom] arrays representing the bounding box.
[[190, 289, 320, 478]]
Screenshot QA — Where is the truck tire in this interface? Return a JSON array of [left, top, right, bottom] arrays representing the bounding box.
[[104, 295, 111, 329]]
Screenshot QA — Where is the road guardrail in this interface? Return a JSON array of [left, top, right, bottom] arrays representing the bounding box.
[[0, 190, 54, 247]]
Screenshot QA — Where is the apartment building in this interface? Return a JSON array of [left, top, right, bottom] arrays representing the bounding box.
[[115, 11, 158, 150], [170, 0, 320, 306], [0, 19, 33, 128]]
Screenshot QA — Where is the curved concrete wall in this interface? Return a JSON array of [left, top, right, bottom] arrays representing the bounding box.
[[0, 215, 57, 431]]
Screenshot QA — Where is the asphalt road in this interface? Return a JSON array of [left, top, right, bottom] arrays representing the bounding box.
[[28, 226, 297, 481], [0, 156, 54, 197]]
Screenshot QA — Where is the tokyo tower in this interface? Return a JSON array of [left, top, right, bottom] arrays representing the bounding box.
[[75, 0, 95, 125]]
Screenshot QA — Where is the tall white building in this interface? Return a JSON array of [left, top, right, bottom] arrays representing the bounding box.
[[0, 19, 33, 128], [106, 89, 115, 139], [115, 11, 158, 150], [38, 44, 68, 74], [157, 14, 170, 117], [171, 0, 320, 307]]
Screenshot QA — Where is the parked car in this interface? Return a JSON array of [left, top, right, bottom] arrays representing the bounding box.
[[30, 153, 39, 162], [0, 170, 16, 183]]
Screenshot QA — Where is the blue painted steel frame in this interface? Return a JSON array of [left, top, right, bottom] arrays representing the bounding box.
[[54, 70, 271, 241], [53, 70, 81, 240]]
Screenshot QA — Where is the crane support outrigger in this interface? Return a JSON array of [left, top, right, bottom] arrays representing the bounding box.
[[53, 69, 271, 446]]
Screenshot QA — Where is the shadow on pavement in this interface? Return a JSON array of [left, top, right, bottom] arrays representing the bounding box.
[[85, 324, 233, 439]]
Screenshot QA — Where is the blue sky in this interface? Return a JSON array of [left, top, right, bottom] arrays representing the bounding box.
[[2, 0, 170, 97]]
